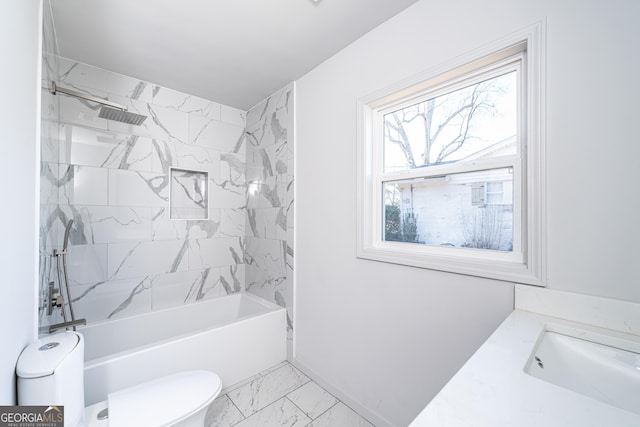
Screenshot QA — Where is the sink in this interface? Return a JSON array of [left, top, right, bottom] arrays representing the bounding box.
[[525, 327, 640, 415]]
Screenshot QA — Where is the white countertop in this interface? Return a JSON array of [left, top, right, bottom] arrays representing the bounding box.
[[409, 308, 640, 427]]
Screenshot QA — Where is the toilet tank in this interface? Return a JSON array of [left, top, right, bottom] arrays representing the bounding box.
[[16, 331, 85, 427]]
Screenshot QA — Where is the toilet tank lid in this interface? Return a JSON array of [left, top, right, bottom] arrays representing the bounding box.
[[16, 332, 82, 378], [108, 370, 222, 426]]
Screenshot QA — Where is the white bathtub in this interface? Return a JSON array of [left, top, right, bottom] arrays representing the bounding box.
[[79, 293, 286, 405]]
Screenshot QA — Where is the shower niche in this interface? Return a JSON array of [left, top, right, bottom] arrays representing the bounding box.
[[170, 168, 209, 220]]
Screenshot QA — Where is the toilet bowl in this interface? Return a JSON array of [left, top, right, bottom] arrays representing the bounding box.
[[16, 331, 221, 427]]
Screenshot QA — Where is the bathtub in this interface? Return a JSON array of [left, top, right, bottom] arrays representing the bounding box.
[[79, 293, 286, 405]]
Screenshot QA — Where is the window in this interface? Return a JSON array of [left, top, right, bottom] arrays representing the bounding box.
[[357, 23, 545, 284]]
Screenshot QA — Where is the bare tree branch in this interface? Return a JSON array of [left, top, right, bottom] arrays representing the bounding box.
[[384, 113, 416, 168], [383, 76, 508, 168]]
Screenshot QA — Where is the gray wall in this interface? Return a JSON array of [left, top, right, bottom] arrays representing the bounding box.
[[294, 0, 640, 426], [0, 0, 41, 404]]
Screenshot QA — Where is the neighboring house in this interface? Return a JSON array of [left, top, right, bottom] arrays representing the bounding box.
[[387, 136, 515, 251]]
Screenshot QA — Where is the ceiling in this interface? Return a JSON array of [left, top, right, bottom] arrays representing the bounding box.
[[50, 0, 419, 110]]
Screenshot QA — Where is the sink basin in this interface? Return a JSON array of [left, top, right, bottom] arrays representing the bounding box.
[[525, 328, 640, 415]]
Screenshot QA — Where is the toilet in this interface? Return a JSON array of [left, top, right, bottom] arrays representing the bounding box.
[[16, 331, 221, 427]]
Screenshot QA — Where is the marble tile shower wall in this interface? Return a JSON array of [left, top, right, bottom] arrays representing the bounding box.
[[40, 57, 247, 327], [39, 0, 61, 328], [244, 85, 295, 353]]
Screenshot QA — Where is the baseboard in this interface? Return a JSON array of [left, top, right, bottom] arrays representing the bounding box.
[[291, 358, 397, 427]]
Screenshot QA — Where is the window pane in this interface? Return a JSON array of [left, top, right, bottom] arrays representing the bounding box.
[[383, 72, 517, 173], [383, 168, 513, 251]]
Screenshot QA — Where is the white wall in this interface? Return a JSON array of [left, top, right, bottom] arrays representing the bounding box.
[[0, 0, 41, 404], [294, 0, 640, 425]]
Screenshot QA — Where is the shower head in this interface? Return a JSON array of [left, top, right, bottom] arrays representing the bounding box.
[[48, 81, 148, 126], [98, 106, 147, 126]]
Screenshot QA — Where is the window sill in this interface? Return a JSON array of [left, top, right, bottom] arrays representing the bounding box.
[[356, 243, 544, 285]]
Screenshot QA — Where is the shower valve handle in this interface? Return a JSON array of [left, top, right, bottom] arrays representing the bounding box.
[[47, 281, 63, 315], [51, 295, 64, 308]]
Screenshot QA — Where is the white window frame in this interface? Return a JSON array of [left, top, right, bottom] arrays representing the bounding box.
[[356, 23, 546, 285]]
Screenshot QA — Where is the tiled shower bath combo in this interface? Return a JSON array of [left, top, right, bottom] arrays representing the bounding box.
[[37, 6, 319, 422], [39, 57, 295, 354]]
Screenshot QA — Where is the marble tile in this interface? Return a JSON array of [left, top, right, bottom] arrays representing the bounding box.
[[246, 175, 287, 209], [287, 381, 338, 420], [233, 398, 310, 427], [66, 244, 108, 285], [245, 271, 292, 334], [183, 267, 227, 302], [188, 216, 223, 239], [60, 165, 108, 206], [151, 85, 220, 117], [227, 363, 310, 417], [151, 208, 187, 240], [188, 237, 243, 270], [219, 264, 244, 295], [40, 118, 60, 164], [282, 274, 294, 333], [221, 105, 246, 127], [221, 373, 264, 396], [148, 138, 173, 173], [189, 115, 245, 152], [246, 144, 288, 182], [62, 124, 154, 172], [58, 91, 109, 131], [308, 403, 374, 427], [41, 162, 59, 205], [108, 169, 169, 208], [206, 363, 374, 427], [246, 147, 273, 183], [205, 395, 244, 427], [245, 264, 286, 296], [170, 168, 208, 220], [40, 55, 254, 334], [71, 276, 152, 322], [106, 96, 190, 144], [108, 240, 189, 281], [286, 177, 294, 220], [210, 177, 246, 209], [58, 57, 153, 103], [150, 210, 219, 242], [152, 269, 220, 309], [245, 96, 269, 129], [220, 208, 246, 238], [245, 85, 291, 150], [60, 205, 153, 245], [247, 208, 286, 240], [219, 152, 246, 184], [245, 237, 287, 275], [39, 204, 62, 251], [169, 142, 221, 176], [258, 361, 290, 377]]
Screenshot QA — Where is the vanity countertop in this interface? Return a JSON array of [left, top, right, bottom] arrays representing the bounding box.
[[409, 308, 640, 427]]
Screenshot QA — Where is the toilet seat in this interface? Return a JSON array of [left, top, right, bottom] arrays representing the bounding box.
[[86, 371, 221, 427]]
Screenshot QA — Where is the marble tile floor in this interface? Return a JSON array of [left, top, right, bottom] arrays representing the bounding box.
[[205, 362, 375, 427]]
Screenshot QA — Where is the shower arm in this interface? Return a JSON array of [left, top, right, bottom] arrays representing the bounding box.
[[48, 80, 128, 112]]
